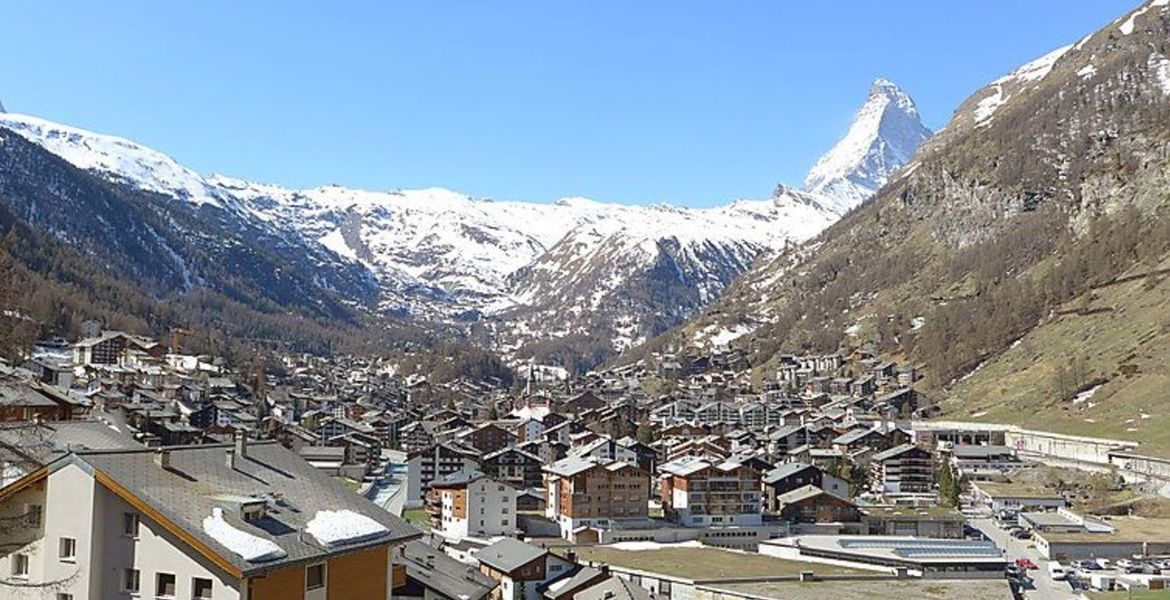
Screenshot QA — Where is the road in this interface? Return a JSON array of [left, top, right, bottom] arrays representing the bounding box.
[[971, 517, 1077, 600], [365, 453, 408, 517]]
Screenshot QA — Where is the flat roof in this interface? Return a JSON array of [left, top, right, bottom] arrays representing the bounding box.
[[861, 506, 964, 520], [974, 481, 1063, 500], [1020, 511, 1081, 528], [765, 536, 1007, 566], [1040, 517, 1170, 543], [707, 579, 1012, 600]]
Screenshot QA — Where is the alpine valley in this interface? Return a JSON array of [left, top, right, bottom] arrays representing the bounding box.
[[639, 0, 1170, 453], [0, 78, 929, 371]]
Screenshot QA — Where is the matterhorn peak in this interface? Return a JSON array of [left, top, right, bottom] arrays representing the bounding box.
[[801, 78, 931, 213]]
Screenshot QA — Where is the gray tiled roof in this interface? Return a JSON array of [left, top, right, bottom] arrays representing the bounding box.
[[777, 484, 833, 505], [762, 462, 816, 485], [542, 566, 605, 600], [0, 420, 141, 467], [401, 540, 497, 600], [475, 537, 546, 574], [871, 443, 925, 462], [431, 469, 487, 488], [575, 576, 652, 600], [72, 441, 419, 575]]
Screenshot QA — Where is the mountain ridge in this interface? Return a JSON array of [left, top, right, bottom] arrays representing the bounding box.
[[0, 78, 930, 370], [634, 0, 1170, 453]]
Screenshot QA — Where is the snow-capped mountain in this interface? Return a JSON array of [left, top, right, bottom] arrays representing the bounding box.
[[803, 78, 932, 211], [0, 77, 930, 368]]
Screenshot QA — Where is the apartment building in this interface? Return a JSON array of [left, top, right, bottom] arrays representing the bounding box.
[[406, 441, 481, 507], [658, 455, 763, 527], [0, 434, 418, 600], [429, 470, 517, 539], [544, 457, 649, 539], [871, 444, 935, 496]]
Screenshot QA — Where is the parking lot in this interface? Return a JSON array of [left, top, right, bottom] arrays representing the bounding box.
[[969, 512, 1170, 600], [969, 516, 1074, 600]]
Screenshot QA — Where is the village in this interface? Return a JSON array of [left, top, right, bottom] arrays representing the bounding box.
[[3, 325, 1170, 600]]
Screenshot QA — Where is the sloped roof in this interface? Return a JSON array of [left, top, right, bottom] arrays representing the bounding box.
[[71, 441, 419, 575], [576, 576, 652, 600], [763, 462, 817, 484], [476, 537, 547, 574], [402, 540, 497, 600]]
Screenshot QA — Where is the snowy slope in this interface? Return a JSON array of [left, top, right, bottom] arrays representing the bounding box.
[[803, 78, 932, 211], [0, 113, 230, 208], [0, 77, 930, 365]]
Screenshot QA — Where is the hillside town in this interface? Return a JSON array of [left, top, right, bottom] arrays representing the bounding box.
[[4, 326, 1170, 599]]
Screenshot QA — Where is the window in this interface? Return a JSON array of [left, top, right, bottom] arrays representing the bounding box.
[[57, 594, 74, 600], [59, 536, 77, 561], [25, 504, 42, 527], [123, 568, 141, 593], [123, 512, 140, 537], [242, 504, 265, 522], [12, 553, 29, 578], [156, 573, 176, 598], [306, 563, 326, 591], [192, 577, 213, 600]]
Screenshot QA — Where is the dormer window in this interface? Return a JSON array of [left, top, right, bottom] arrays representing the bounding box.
[[242, 503, 266, 522]]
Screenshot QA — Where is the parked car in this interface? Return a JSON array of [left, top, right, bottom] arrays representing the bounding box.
[[1011, 529, 1032, 539], [1116, 559, 1135, 570], [1016, 558, 1039, 570]]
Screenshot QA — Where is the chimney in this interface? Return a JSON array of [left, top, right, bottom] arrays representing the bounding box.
[[225, 448, 236, 470], [154, 449, 172, 470], [234, 430, 248, 459], [566, 550, 578, 565]]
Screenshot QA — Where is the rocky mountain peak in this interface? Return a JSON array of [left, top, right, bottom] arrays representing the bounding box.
[[802, 77, 932, 212]]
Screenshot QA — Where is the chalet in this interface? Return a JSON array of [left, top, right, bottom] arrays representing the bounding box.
[[482, 447, 545, 490], [458, 422, 518, 455], [776, 485, 860, 523], [762, 463, 849, 512], [475, 538, 575, 600]]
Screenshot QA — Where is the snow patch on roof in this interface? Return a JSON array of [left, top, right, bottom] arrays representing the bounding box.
[[305, 509, 390, 548], [202, 507, 287, 562]]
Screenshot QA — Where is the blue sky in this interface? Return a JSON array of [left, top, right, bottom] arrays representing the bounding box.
[[0, 1, 1137, 207]]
